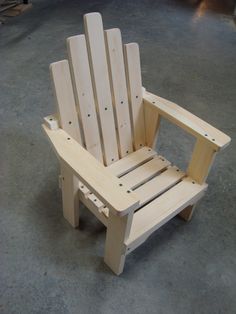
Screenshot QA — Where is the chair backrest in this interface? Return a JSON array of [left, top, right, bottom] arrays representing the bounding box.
[[50, 12, 146, 166]]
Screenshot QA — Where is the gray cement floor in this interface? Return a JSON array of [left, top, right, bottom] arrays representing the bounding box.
[[1, 1, 236, 313]]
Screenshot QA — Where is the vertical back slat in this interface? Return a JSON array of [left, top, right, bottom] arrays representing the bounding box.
[[84, 12, 119, 165], [124, 43, 146, 150], [50, 60, 82, 143], [67, 35, 104, 163], [105, 28, 133, 158]]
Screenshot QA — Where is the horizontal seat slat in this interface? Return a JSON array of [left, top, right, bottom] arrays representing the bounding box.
[[136, 166, 185, 206], [108, 146, 156, 177], [121, 156, 170, 189], [126, 178, 207, 250]]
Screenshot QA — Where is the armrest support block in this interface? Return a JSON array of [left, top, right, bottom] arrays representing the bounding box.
[[143, 91, 231, 151], [42, 125, 140, 216]]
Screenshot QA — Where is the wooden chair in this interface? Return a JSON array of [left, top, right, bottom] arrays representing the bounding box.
[[43, 12, 231, 275]]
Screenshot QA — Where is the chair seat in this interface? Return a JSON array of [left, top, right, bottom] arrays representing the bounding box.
[[78, 146, 207, 248]]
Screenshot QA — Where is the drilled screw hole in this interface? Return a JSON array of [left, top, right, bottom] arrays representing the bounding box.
[[111, 158, 114, 162], [81, 185, 84, 189], [105, 107, 108, 111], [67, 137, 71, 140], [140, 144, 143, 147], [69, 121, 72, 124], [121, 101, 124, 104], [88, 114, 90, 117], [205, 134, 208, 136], [119, 183, 123, 186], [152, 101, 155, 104], [49, 118, 53, 121], [176, 169, 179, 172], [126, 150, 129, 154], [192, 181, 195, 184], [136, 95, 138, 99], [148, 149, 151, 151], [127, 190, 131, 193], [94, 199, 97, 202], [212, 138, 215, 141]]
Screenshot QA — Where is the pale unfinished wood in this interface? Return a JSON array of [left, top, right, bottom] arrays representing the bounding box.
[[187, 138, 216, 184], [179, 138, 216, 220], [78, 182, 90, 198], [120, 156, 170, 189], [105, 28, 133, 158], [143, 91, 231, 151], [124, 43, 146, 150], [43, 12, 231, 275], [84, 12, 119, 165], [79, 191, 108, 226], [43, 114, 59, 130], [108, 146, 156, 177], [43, 125, 139, 216], [67, 34, 103, 162], [135, 166, 185, 206], [104, 210, 133, 275], [126, 178, 208, 251], [60, 162, 80, 228], [144, 101, 161, 148], [179, 204, 196, 221], [50, 60, 82, 143]]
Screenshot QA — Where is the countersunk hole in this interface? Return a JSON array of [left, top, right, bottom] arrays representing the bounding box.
[[205, 134, 208, 136], [88, 114, 90, 117], [127, 190, 131, 193], [49, 118, 53, 121], [69, 121, 72, 124], [67, 137, 71, 140], [105, 107, 108, 111], [119, 183, 123, 186], [121, 101, 124, 104], [192, 181, 195, 184], [212, 138, 215, 141], [136, 95, 138, 99]]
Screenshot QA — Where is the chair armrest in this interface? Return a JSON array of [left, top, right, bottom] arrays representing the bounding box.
[[143, 90, 231, 152], [42, 124, 140, 216]]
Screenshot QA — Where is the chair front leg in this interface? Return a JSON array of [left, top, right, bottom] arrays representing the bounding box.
[[60, 161, 80, 228], [104, 210, 133, 275], [179, 138, 216, 221]]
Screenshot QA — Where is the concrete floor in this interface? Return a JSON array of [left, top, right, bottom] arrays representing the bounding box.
[[1, 0, 236, 313]]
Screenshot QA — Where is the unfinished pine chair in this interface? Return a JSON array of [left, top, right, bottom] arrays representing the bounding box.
[[43, 12, 231, 275]]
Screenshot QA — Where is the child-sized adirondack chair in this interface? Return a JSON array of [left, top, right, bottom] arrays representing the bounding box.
[[43, 12, 231, 275]]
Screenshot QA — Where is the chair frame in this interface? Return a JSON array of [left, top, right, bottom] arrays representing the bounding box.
[[43, 13, 231, 275]]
